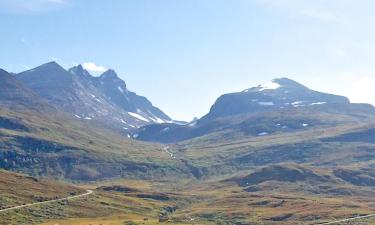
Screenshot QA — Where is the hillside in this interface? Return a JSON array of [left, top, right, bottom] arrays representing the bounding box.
[[0, 170, 83, 209], [0, 171, 186, 225]]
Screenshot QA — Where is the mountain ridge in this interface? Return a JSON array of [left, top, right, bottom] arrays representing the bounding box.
[[16, 61, 172, 132], [135, 77, 375, 143]]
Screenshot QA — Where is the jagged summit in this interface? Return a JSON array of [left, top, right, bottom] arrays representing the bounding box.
[[30, 61, 66, 73], [15, 61, 172, 132], [39, 61, 60, 67], [100, 69, 119, 79], [97, 69, 128, 92], [68, 64, 92, 79]]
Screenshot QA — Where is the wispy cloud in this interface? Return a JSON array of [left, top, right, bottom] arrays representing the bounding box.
[[82, 62, 107, 73], [0, 0, 68, 14]]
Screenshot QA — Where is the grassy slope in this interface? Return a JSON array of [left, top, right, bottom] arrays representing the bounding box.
[[0, 170, 85, 225], [0, 106, 190, 181], [0, 172, 209, 225], [169, 116, 375, 177], [0, 170, 83, 209], [4, 88, 375, 224], [35, 173, 375, 225], [3, 165, 375, 225]]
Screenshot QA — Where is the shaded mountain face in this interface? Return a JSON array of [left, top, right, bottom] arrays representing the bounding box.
[[93, 69, 171, 124], [135, 78, 375, 143], [0, 69, 52, 110], [16, 62, 172, 131]]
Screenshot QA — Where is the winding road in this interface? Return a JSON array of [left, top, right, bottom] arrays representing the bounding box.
[[318, 213, 375, 224], [2, 188, 375, 224], [0, 190, 93, 213]]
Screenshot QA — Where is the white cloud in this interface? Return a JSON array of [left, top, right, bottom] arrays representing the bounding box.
[[82, 62, 107, 73], [347, 76, 375, 106], [0, 0, 67, 13]]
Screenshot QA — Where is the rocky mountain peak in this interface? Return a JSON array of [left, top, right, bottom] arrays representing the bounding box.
[[200, 77, 350, 122], [69, 64, 92, 79], [98, 69, 127, 93], [36, 61, 66, 73], [100, 69, 120, 80], [14, 62, 172, 131]]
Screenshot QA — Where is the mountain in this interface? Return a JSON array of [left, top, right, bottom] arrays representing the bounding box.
[[0, 67, 190, 181], [91, 68, 171, 124], [22, 62, 172, 129], [200, 78, 350, 122], [0, 69, 51, 110], [135, 78, 375, 143], [5, 68, 375, 224], [16, 62, 172, 132]]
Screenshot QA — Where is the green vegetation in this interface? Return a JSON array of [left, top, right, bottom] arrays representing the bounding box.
[[0, 106, 193, 181]]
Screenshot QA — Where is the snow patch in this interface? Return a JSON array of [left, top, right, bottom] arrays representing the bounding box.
[[257, 132, 269, 136], [120, 119, 127, 124], [291, 101, 306, 107], [302, 123, 309, 127], [291, 101, 305, 105], [161, 127, 170, 132], [128, 112, 150, 122], [188, 121, 197, 127], [150, 117, 165, 123], [118, 86, 124, 93], [258, 80, 281, 91], [311, 102, 327, 105], [258, 101, 274, 106]]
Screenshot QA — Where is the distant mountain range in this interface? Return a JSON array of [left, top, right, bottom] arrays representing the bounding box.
[[135, 77, 375, 143], [4, 62, 375, 225], [2, 62, 375, 181], [16, 61, 173, 132]]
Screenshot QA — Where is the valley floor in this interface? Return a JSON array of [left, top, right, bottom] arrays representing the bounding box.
[[3, 176, 375, 225]]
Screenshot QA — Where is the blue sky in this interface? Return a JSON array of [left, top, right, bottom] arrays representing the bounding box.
[[1, 0, 375, 121]]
